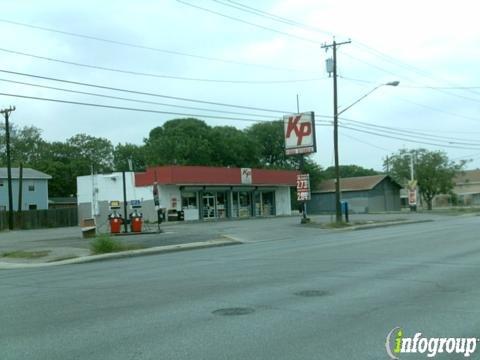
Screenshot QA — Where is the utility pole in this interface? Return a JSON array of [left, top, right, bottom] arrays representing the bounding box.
[[321, 39, 351, 223], [1, 106, 16, 230]]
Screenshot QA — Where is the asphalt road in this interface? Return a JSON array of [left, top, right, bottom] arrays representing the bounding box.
[[1, 214, 479, 359]]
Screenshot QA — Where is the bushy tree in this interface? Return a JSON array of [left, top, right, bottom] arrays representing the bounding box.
[[386, 148, 466, 210], [144, 118, 213, 166], [113, 143, 147, 172], [322, 165, 380, 180], [210, 126, 259, 167]]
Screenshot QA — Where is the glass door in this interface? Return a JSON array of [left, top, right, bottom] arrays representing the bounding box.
[[202, 193, 216, 219]]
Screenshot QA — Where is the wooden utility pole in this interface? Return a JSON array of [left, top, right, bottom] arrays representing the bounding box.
[[321, 39, 351, 223], [1, 106, 16, 230]]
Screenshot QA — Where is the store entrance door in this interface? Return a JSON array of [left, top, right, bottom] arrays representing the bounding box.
[[202, 193, 216, 219]]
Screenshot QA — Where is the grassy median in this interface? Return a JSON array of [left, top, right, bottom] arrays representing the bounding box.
[[90, 234, 144, 255]]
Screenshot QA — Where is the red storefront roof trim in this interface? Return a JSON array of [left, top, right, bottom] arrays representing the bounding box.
[[135, 166, 299, 187]]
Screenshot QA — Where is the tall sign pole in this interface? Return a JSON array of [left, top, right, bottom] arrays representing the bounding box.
[[283, 111, 316, 224], [1, 106, 16, 230], [296, 95, 308, 222], [321, 39, 351, 223]]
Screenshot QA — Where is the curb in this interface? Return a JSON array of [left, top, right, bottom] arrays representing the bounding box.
[[306, 219, 435, 232], [0, 238, 242, 270], [348, 219, 434, 231]]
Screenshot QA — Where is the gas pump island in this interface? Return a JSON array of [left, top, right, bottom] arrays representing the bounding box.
[[129, 200, 143, 233], [108, 200, 143, 234], [108, 201, 123, 234]]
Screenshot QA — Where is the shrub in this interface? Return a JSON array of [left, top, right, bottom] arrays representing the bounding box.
[[90, 234, 123, 254]]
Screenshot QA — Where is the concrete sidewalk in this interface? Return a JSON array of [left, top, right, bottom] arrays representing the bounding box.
[[0, 223, 232, 266]]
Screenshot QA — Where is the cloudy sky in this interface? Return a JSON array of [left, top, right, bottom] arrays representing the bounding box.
[[1, 0, 480, 171]]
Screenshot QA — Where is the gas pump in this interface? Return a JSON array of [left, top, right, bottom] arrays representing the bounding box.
[[129, 200, 143, 233], [108, 200, 123, 234]]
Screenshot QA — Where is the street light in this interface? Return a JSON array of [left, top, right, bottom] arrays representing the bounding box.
[[332, 81, 400, 223], [338, 81, 400, 116]]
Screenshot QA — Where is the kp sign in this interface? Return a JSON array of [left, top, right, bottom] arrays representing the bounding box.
[[284, 112, 316, 155]]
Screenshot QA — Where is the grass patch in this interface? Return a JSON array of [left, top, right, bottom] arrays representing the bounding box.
[[90, 234, 144, 255], [2, 250, 51, 259]]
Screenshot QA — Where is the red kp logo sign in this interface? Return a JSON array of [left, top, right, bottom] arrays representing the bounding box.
[[286, 115, 312, 145]]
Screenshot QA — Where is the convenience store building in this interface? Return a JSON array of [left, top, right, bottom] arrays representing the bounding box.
[[77, 166, 299, 228]]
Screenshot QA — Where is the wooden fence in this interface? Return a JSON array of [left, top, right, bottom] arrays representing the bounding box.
[[0, 208, 78, 230]]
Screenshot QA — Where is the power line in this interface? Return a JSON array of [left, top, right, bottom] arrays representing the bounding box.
[[339, 124, 480, 150], [181, 1, 480, 102], [0, 92, 283, 123], [340, 131, 391, 152], [0, 78, 280, 120], [339, 118, 480, 145], [340, 49, 480, 104], [0, 48, 325, 84], [339, 74, 480, 90], [339, 75, 480, 123], [176, 0, 321, 45], [211, 0, 333, 36], [0, 69, 301, 114], [0, 18, 315, 74], [352, 42, 480, 97]]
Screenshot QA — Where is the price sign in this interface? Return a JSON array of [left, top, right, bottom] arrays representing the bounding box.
[[296, 174, 311, 201]]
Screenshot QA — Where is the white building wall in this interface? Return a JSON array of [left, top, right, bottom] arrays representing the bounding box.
[[275, 186, 292, 215], [77, 172, 137, 204]]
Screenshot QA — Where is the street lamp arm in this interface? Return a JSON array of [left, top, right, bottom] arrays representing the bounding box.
[[337, 81, 399, 116], [337, 85, 382, 116]]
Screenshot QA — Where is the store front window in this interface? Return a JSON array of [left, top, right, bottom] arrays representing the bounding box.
[[181, 192, 198, 209]]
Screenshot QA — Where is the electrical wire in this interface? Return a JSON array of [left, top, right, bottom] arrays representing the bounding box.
[[176, 0, 321, 45], [0, 78, 280, 120], [340, 131, 391, 152], [340, 49, 480, 104], [0, 69, 301, 114], [339, 118, 480, 145], [0, 48, 326, 84], [0, 91, 281, 123], [211, 0, 333, 36], [183, 1, 480, 103], [339, 75, 480, 123], [0, 18, 315, 74], [339, 124, 480, 150]]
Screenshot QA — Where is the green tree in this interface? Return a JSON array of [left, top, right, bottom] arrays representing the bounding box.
[[35, 135, 114, 197], [67, 133, 114, 173], [385, 148, 466, 210], [210, 126, 259, 167], [0, 124, 47, 167], [113, 143, 147, 171], [322, 165, 380, 179], [144, 118, 214, 166], [247, 120, 294, 168]]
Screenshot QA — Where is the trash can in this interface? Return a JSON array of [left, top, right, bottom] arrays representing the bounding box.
[[178, 210, 185, 221]]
